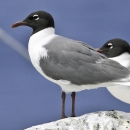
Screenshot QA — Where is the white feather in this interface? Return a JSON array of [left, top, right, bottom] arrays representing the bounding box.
[[28, 28, 57, 81], [107, 86, 130, 104], [109, 52, 130, 68], [107, 52, 130, 104]]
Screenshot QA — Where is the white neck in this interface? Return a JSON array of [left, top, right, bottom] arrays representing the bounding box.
[[28, 27, 56, 67], [109, 52, 130, 68], [30, 27, 55, 43]]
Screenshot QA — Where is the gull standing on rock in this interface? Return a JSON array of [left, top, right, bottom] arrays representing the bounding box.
[[12, 11, 130, 118]]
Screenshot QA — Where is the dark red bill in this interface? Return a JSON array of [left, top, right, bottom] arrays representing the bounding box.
[[95, 48, 104, 53], [11, 21, 26, 28]]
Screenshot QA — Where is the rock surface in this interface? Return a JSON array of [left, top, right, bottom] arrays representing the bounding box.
[[25, 111, 130, 130]]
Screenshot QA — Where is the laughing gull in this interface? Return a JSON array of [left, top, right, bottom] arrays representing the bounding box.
[[12, 11, 130, 118], [97, 38, 130, 68], [97, 38, 130, 104]]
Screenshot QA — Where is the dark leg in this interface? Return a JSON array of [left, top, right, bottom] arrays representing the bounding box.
[[71, 92, 76, 117], [61, 91, 67, 119]]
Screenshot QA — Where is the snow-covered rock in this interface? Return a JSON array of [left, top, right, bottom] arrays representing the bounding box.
[[25, 111, 130, 130]]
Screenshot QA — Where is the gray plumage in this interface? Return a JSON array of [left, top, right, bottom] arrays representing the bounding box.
[[12, 10, 130, 117], [39, 36, 129, 85]]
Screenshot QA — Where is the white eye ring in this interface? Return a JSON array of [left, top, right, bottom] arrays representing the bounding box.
[[110, 46, 113, 49], [33, 14, 39, 20], [108, 43, 113, 49], [108, 43, 113, 46]]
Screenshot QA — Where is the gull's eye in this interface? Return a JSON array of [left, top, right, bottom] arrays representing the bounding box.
[[107, 43, 113, 49], [33, 14, 39, 20]]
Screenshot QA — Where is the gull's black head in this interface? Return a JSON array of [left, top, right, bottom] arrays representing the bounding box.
[[97, 38, 130, 58], [12, 10, 54, 34]]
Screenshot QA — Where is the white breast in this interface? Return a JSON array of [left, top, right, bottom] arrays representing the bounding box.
[[28, 28, 58, 81], [109, 52, 130, 68]]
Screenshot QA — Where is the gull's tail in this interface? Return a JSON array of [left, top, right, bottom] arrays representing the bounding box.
[[107, 86, 130, 104]]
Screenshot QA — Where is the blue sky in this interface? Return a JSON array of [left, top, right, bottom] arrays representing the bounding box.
[[1, 1, 130, 130]]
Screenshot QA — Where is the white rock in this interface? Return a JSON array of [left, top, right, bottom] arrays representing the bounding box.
[[25, 111, 130, 130]]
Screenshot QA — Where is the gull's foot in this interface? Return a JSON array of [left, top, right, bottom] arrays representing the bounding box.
[[109, 110, 114, 111], [61, 115, 67, 119], [71, 114, 76, 117]]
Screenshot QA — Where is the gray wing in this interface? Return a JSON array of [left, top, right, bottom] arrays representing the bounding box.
[[39, 36, 129, 85]]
